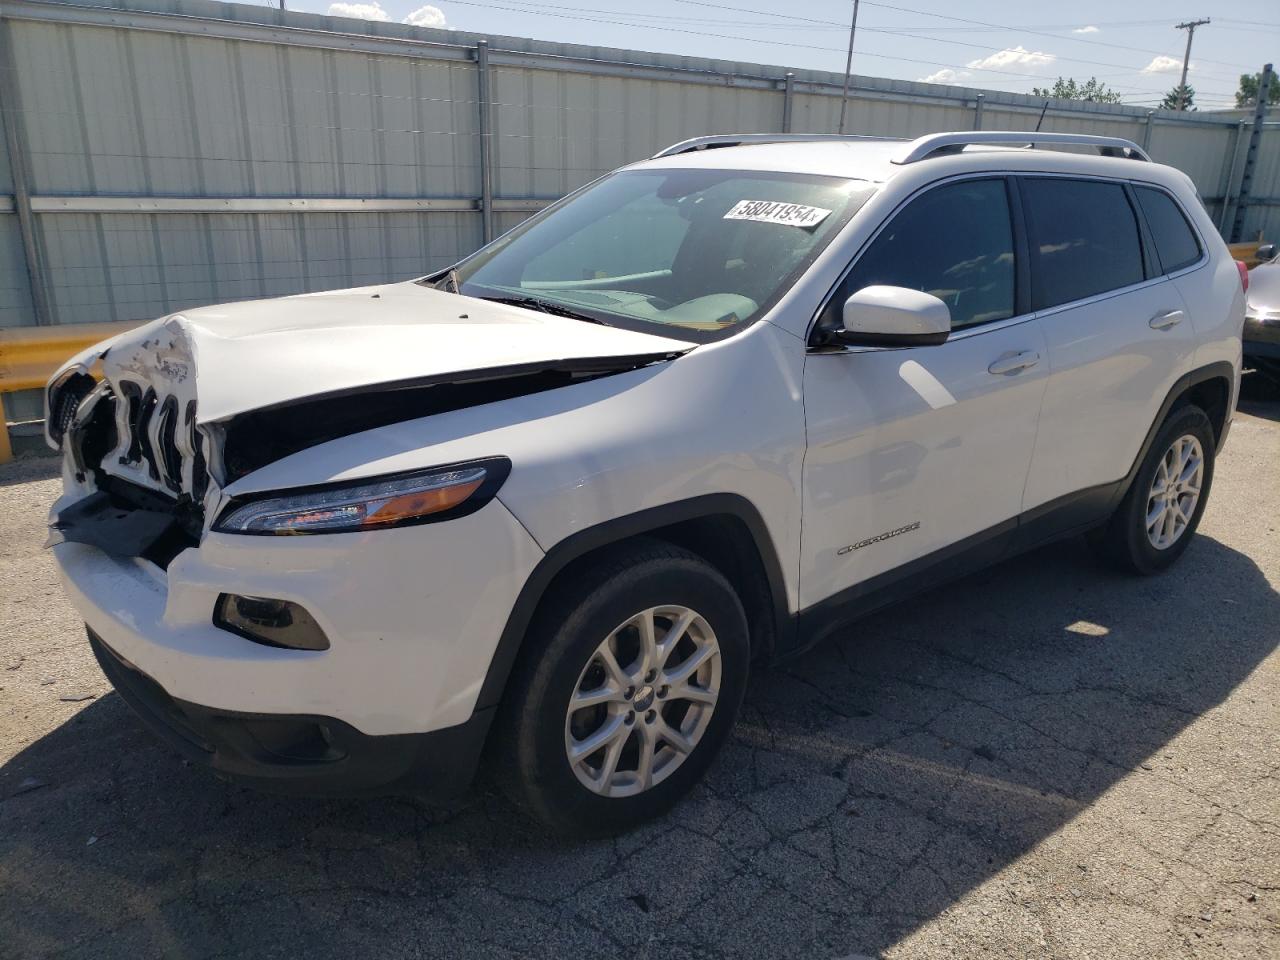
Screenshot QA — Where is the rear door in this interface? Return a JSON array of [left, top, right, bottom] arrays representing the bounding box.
[[1019, 176, 1199, 520], [799, 177, 1048, 617]]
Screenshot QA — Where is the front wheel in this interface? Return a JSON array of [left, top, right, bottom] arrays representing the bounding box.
[[494, 539, 749, 836], [1089, 404, 1216, 574]]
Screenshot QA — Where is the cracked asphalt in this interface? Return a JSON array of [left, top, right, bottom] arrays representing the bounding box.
[[1, 396, 1277, 960]]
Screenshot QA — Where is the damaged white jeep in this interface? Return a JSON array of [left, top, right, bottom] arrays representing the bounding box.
[[47, 132, 1242, 835]]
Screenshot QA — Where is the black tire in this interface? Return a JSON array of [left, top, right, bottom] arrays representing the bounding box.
[[1089, 404, 1216, 575], [493, 538, 749, 837]]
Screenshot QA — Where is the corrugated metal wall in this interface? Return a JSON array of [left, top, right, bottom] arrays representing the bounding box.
[[0, 0, 1276, 358]]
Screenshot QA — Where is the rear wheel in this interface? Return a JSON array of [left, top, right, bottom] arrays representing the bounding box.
[[494, 539, 749, 836], [1090, 405, 1215, 574]]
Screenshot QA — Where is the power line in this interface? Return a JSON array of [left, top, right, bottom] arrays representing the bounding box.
[[675, 0, 1255, 80], [438, 0, 1240, 98], [482, 0, 1247, 88], [858, 1, 1249, 72]]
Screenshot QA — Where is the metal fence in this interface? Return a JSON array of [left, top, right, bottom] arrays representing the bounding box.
[[0, 0, 1277, 419]]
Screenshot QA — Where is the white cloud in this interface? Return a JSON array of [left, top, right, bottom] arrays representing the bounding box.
[[404, 5, 447, 27], [1073, 25, 1100, 34], [1141, 54, 1182, 74], [920, 68, 971, 85], [966, 46, 1056, 72], [327, 1, 390, 20]]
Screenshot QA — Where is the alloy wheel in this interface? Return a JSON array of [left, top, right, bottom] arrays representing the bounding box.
[[1145, 434, 1204, 550], [564, 605, 721, 798]]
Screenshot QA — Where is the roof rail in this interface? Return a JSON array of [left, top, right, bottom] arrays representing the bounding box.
[[652, 133, 903, 159], [893, 131, 1150, 165]]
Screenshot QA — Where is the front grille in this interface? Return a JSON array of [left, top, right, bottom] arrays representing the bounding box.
[[155, 395, 181, 491], [111, 377, 208, 501]]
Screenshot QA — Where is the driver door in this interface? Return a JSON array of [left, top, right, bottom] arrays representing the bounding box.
[[799, 176, 1048, 618]]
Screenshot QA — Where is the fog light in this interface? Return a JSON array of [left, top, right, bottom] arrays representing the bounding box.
[[214, 594, 330, 651]]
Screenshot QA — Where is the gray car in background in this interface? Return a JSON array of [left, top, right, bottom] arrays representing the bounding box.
[[1246, 242, 1280, 387]]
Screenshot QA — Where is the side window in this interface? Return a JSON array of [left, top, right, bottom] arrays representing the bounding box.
[[830, 178, 1015, 331], [1021, 178, 1145, 310], [1134, 186, 1202, 274]]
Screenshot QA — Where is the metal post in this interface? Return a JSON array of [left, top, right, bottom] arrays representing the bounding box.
[[837, 0, 859, 134], [1231, 63, 1273, 243], [0, 19, 52, 327], [972, 93, 984, 131], [1142, 111, 1154, 151], [781, 72, 794, 134], [475, 40, 494, 244], [1218, 119, 1248, 235]]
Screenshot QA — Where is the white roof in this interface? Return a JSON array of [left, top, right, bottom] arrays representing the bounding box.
[[633, 135, 1191, 193], [638, 139, 907, 183]]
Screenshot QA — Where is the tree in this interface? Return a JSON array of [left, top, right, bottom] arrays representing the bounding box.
[[1029, 76, 1123, 104], [1160, 84, 1195, 111], [1235, 72, 1279, 108]]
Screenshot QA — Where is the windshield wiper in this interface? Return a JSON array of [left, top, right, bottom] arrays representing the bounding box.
[[443, 268, 461, 294], [479, 295, 608, 325]]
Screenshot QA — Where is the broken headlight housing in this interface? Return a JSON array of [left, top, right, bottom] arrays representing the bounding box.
[[214, 458, 511, 535]]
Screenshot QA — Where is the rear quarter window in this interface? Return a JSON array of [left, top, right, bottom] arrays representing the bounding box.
[[1021, 178, 1145, 311], [1134, 186, 1202, 274]]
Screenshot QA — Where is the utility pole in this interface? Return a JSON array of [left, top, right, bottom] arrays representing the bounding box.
[[837, 0, 860, 134], [1175, 18, 1209, 111]]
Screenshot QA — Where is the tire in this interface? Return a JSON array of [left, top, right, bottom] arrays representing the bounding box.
[[493, 538, 749, 836], [1089, 404, 1216, 575]]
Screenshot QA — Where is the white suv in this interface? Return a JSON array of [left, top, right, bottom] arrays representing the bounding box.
[[46, 131, 1243, 835]]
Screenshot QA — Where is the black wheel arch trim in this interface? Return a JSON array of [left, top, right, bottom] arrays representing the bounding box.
[[476, 493, 794, 711], [1120, 361, 1234, 490]]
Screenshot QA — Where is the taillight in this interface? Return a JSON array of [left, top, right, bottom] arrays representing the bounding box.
[[1236, 260, 1249, 293]]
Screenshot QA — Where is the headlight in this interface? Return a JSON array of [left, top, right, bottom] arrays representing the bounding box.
[[214, 458, 510, 535]]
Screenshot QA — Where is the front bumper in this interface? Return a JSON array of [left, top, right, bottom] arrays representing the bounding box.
[[90, 628, 492, 798], [1244, 313, 1280, 359], [52, 496, 544, 738]]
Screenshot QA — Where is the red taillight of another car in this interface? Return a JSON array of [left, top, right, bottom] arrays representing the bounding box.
[[1236, 260, 1249, 293]]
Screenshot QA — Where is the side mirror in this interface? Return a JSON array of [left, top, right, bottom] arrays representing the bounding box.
[[839, 285, 951, 347], [1256, 243, 1276, 263]]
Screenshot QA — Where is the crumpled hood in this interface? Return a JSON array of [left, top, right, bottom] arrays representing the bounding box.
[[100, 280, 695, 424], [1247, 260, 1280, 316]]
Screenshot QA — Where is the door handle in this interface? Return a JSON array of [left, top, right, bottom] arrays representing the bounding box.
[[987, 351, 1041, 375], [1149, 309, 1184, 330]]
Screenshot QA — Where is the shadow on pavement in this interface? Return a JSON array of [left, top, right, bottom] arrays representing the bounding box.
[[0, 455, 59, 489], [1238, 372, 1280, 418], [2, 533, 1276, 958]]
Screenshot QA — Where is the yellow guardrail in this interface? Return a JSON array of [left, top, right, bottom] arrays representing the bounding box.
[[1228, 240, 1266, 268], [0, 321, 141, 463]]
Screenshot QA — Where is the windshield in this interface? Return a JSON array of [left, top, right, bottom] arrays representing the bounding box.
[[446, 169, 876, 339]]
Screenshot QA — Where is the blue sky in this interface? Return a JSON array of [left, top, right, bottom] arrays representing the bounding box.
[[285, 0, 1278, 110]]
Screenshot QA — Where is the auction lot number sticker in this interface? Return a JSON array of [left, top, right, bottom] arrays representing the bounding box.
[[723, 200, 833, 228]]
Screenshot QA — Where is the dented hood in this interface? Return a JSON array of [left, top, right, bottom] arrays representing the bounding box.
[[102, 281, 696, 424]]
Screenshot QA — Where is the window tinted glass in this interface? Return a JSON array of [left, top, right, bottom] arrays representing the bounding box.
[[1022, 178, 1144, 310], [832, 178, 1014, 330], [1135, 186, 1201, 274]]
